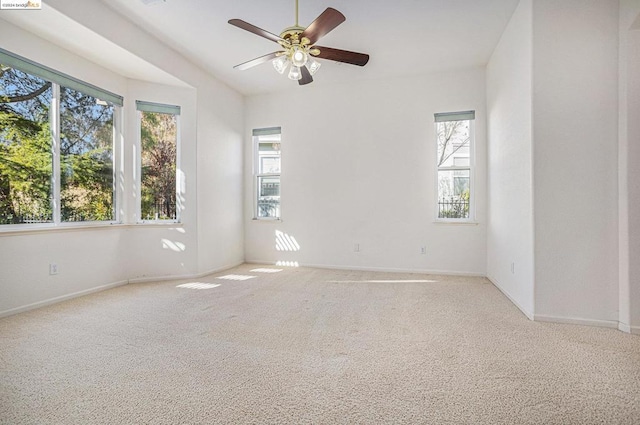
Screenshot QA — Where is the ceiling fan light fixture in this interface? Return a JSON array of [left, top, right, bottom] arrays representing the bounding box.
[[291, 46, 308, 67], [306, 57, 321, 75], [273, 55, 289, 74], [288, 65, 302, 81], [229, 3, 368, 86]]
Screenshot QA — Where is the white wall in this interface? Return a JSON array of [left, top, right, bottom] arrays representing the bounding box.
[[532, 0, 620, 325], [195, 85, 245, 274], [42, 0, 246, 277], [619, 0, 640, 333], [0, 20, 131, 315], [0, 1, 245, 316], [245, 70, 487, 274], [123, 81, 199, 280], [486, 0, 534, 318]]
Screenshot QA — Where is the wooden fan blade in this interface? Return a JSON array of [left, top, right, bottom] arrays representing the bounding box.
[[300, 8, 345, 45], [228, 19, 284, 43], [233, 52, 283, 71], [299, 66, 313, 85], [314, 46, 370, 66]]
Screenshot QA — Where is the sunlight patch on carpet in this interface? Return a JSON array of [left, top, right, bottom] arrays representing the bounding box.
[[251, 268, 283, 273], [216, 274, 256, 281], [176, 282, 221, 290], [276, 261, 299, 267], [327, 279, 438, 283]]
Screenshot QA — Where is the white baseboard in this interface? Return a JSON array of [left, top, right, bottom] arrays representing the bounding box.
[[244, 259, 485, 277], [0, 279, 128, 319], [485, 274, 534, 321], [127, 261, 245, 284], [1, 262, 244, 318], [618, 323, 640, 335], [534, 314, 619, 329]]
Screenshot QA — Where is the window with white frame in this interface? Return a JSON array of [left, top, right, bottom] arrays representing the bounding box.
[[435, 110, 475, 220], [253, 127, 281, 219], [136, 101, 180, 222], [0, 48, 122, 226]]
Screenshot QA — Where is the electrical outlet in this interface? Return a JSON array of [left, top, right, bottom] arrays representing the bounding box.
[[49, 263, 58, 275], [354, 243, 360, 252], [420, 246, 427, 255], [510, 262, 515, 274]]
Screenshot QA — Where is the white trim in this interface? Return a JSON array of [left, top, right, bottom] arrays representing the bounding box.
[[433, 221, 479, 225], [135, 109, 142, 223], [618, 323, 640, 335], [253, 130, 282, 220], [0, 261, 244, 318], [434, 116, 475, 222], [0, 279, 128, 319], [113, 105, 124, 223], [534, 314, 619, 329], [244, 259, 485, 277], [127, 261, 245, 284], [135, 107, 181, 224], [51, 83, 61, 224], [0, 222, 182, 237], [486, 274, 534, 320]]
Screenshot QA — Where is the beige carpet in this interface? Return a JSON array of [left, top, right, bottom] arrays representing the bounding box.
[[1, 264, 639, 424]]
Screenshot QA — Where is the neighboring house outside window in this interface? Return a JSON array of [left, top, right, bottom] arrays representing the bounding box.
[[253, 127, 281, 220], [435, 110, 475, 221]]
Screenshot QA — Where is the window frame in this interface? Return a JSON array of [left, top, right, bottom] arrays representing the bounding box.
[[135, 101, 181, 224], [434, 111, 476, 223], [0, 48, 123, 230], [253, 127, 281, 221]]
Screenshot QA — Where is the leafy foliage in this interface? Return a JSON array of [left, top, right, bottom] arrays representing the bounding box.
[[140, 111, 176, 220], [0, 65, 114, 224], [438, 190, 470, 219]]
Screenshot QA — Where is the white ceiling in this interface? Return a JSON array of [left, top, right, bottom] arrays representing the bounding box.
[[2, 0, 520, 96]]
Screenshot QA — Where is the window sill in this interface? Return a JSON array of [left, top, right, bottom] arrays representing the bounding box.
[[433, 220, 479, 226], [252, 218, 282, 223], [136, 220, 182, 227], [0, 221, 184, 236], [0, 221, 122, 236]]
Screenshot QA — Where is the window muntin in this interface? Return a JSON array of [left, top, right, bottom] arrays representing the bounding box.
[[253, 128, 281, 219], [137, 101, 180, 222], [0, 50, 121, 227], [435, 111, 474, 221]]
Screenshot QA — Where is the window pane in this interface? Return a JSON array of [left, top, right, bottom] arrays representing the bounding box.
[[140, 110, 176, 220], [436, 120, 470, 168], [257, 176, 280, 218], [0, 66, 52, 224], [258, 140, 280, 174], [438, 169, 470, 219], [60, 86, 114, 222]]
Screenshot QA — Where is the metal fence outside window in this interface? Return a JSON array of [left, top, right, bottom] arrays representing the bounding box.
[[438, 197, 469, 219]]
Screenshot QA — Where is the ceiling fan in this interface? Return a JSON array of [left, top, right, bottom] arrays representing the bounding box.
[[228, 0, 369, 85]]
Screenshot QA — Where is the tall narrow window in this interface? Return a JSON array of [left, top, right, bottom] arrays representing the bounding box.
[[60, 87, 114, 222], [136, 101, 179, 222], [435, 110, 475, 220], [253, 127, 281, 219], [1, 48, 122, 226], [0, 66, 53, 224]]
